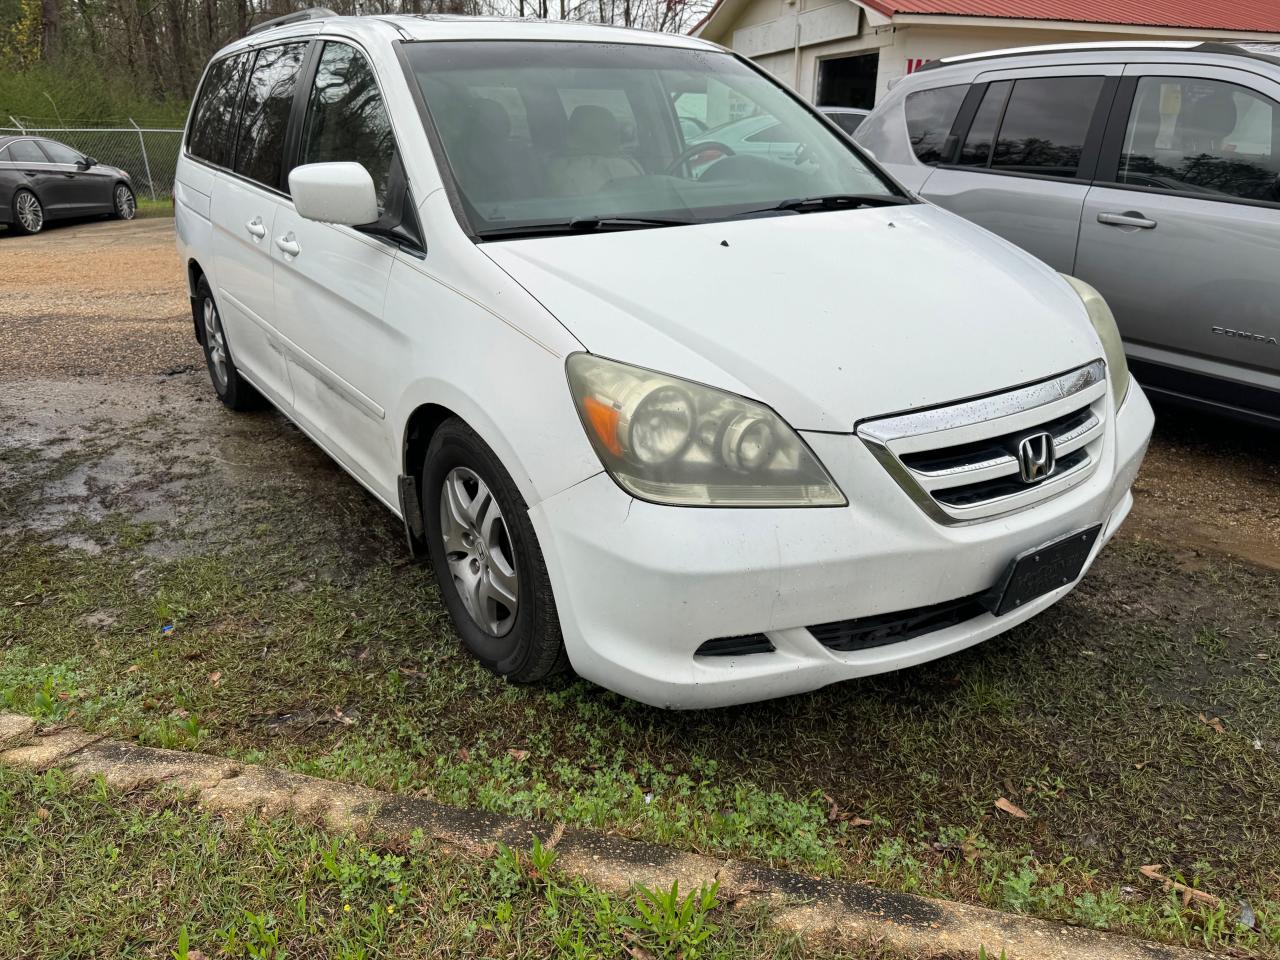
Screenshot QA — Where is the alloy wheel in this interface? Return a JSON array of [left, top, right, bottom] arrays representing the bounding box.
[[203, 297, 228, 392], [115, 185, 136, 220], [439, 466, 519, 636], [15, 193, 42, 233]]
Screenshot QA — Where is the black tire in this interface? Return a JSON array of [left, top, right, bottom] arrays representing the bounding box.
[[423, 418, 568, 683], [10, 189, 44, 235], [110, 183, 137, 220], [195, 276, 262, 411]]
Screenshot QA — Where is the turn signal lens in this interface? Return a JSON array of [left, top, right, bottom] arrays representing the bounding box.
[[566, 353, 845, 507]]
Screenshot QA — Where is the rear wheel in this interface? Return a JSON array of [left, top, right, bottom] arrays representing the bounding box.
[[11, 190, 43, 235], [423, 419, 567, 683], [111, 183, 136, 220], [195, 276, 261, 411]]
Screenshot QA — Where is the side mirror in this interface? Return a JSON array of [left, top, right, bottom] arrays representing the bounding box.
[[79, 156, 97, 169], [289, 162, 378, 226]]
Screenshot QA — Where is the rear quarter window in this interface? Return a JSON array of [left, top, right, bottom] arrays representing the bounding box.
[[189, 53, 253, 168], [904, 84, 967, 164]]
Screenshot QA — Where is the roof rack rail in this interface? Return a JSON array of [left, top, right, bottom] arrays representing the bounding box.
[[917, 40, 1280, 73], [248, 6, 336, 35]]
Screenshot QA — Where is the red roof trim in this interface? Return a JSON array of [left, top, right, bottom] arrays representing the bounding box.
[[693, 0, 1280, 36]]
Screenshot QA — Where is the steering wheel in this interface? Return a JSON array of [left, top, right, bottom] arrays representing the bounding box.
[[666, 140, 736, 176]]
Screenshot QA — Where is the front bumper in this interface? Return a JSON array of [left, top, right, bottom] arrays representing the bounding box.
[[531, 385, 1154, 708]]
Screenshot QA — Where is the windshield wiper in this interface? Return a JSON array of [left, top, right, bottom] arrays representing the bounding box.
[[729, 193, 913, 219], [567, 215, 694, 230], [476, 216, 693, 240]]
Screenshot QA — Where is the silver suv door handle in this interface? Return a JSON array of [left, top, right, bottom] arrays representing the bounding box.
[[1098, 211, 1157, 230], [245, 217, 267, 239], [275, 232, 301, 257]]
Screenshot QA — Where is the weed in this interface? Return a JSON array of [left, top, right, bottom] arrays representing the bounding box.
[[622, 881, 721, 960]]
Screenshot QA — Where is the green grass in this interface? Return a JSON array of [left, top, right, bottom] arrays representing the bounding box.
[[0, 765, 922, 960], [134, 197, 174, 219], [2, 527, 1277, 955], [1, 400, 1278, 955]]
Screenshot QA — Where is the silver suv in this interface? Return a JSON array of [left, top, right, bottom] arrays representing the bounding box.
[[856, 42, 1280, 427]]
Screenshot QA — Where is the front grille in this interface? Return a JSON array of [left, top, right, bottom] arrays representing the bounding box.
[[695, 634, 776, 657], [809, 594, 987, 652], [858, 361, 1108, 524]]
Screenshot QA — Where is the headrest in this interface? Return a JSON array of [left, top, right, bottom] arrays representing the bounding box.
[[567, 104, 621, 155], [469, 98, 511, 140]]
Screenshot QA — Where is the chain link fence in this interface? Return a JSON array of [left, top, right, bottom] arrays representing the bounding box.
[[1, 119, 184, 201]]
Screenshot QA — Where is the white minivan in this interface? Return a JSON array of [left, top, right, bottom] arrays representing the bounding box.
[[176, 11, 1153, 708]]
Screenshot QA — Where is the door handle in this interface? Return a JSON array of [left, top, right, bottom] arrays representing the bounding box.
[[275, 232, 301, 257], [1098, 211, 1157, 230], [245, 217, 267, 239]]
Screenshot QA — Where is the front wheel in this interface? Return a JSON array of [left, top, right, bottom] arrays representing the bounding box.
[[11, 189, 44, 234], [111, 183, 136, 220], [423, 419, 567, 684]]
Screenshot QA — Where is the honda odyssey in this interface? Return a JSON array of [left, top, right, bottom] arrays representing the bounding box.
[[176, 12, 1153, 708]]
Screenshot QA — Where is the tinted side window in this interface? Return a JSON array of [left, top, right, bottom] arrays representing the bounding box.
[[234, 42, 309, 190], [0, 145, 7, 160], [189, 53, 252, 168], [959, 80, 1010, 167], [39, 140, 84, 164], [7, 139, 49, 163], [990, 76, 1103, 177], [1119, 76, 1280, 203], [904, 85, 966, 164], [299, 42, 395, 208]]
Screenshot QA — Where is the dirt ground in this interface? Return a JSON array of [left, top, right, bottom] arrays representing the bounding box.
[[2, 218, 1279, 954], [3, 217, 1277, 570]]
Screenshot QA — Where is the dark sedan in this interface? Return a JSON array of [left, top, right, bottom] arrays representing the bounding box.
[[1, 135, 136, 235]]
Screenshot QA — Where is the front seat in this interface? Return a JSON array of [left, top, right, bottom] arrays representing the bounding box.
[[454, 98, 540, 202], [547, 105, 644, 197]]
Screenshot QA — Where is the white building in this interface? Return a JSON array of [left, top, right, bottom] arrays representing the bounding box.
[[691, 0, 1280, 107]]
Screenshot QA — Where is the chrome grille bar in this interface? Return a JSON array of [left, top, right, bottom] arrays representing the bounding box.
[[858, 361, 1108, 524]]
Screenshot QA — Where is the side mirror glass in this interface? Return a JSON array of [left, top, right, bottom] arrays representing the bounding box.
[[289, 162, 379, 227]]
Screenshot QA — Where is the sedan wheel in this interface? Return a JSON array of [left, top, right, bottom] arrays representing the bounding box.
[[440, 466, 519, 637], [113, 184, 136, 220], [13, 191, 43, 234]]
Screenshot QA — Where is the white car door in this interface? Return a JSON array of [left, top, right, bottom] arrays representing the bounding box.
[[269, 40, 405, 502], [205, 46, 300, 406]]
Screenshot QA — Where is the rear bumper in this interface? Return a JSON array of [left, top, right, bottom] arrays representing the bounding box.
[[531, 385, 1153, 709]]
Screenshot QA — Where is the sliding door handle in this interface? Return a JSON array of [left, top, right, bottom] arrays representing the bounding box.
[[275, 232, 301, 257]]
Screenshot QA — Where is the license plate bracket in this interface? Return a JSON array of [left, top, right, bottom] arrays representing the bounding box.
[[983, 524, 1102, 617]]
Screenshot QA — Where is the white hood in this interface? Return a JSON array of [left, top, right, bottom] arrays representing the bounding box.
[[484, 204, 1102, 432]]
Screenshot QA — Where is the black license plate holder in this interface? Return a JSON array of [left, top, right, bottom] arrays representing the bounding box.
[[983, 524, 1102, 617]]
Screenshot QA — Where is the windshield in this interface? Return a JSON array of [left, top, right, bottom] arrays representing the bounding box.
[[406, 41, 900, 237]]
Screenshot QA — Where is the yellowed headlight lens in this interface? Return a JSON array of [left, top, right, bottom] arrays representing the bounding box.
[[1062, 275, 1130, 410]]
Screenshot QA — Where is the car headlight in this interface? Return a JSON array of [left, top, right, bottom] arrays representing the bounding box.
[[566, 353, 846, 507], [1062, 274, 1130, 409]]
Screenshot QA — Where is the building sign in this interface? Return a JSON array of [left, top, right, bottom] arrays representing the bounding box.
[[905, 57, 928, 74]]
